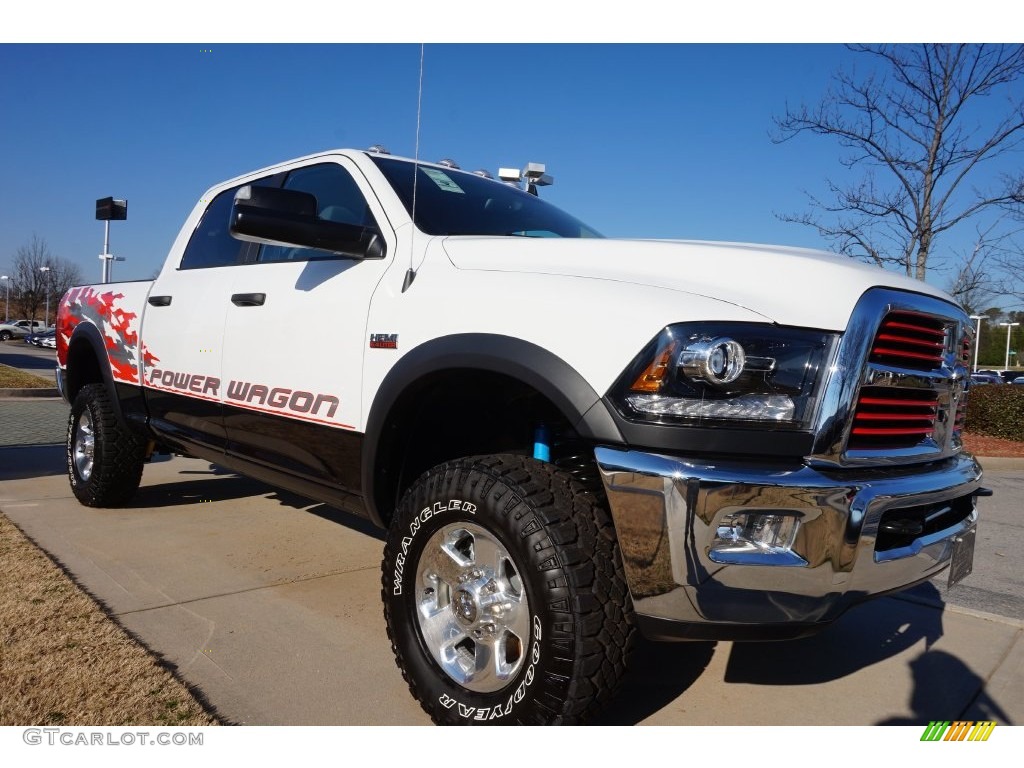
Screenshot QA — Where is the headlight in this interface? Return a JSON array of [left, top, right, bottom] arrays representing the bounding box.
[[610, 323, 838, 429]]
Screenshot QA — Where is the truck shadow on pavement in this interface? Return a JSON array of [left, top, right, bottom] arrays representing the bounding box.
[[133, 463, 386, 540], [592, 637, 716, 725], [874, 648, 1014, 725], [719, 582, 1016, 725], [0, 444, 67, 480], [723, 585, 945, 687]]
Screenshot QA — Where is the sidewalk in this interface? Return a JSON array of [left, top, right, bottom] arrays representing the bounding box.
[[0, 434, 1021, 726]]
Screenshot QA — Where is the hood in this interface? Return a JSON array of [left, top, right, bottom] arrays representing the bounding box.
[[441, 237, 956, 331]]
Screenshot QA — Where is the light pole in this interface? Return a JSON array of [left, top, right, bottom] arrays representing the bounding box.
[[39, 266, 51, 328], [999, 322, 1019, 370], [969, 315, 985, 372], [1, 275, 9, 322], [99, 253, 126, 283], [96, 197, 127, 284]]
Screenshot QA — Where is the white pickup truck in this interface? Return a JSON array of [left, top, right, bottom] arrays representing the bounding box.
[[55, 147, 986, 725], [0, 319, 48, 341]]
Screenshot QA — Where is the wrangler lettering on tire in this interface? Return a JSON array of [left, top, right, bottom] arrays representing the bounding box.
[[381, 454, 635, 725], [67, 383, 146, 507]]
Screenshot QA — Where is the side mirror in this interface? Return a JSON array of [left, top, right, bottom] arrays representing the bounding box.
[[229, 185, 384, 260]]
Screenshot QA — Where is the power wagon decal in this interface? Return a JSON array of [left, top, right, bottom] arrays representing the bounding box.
[[58, 288, 347, 428], [58, 287, 141, 383], [145, 366, 346, 426]]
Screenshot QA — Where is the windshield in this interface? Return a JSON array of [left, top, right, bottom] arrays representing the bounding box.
[[369, 155, 602, 238]]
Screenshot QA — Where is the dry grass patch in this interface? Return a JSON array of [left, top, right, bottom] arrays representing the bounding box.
[[0, 363, 52, 389], [0, 512, 219, 726]]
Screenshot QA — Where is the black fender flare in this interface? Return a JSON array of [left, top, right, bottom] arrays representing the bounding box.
[[360, 333, 624, 527], [64, 322, 132, 429]]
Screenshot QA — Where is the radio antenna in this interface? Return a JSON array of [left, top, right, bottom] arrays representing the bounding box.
[[403, 43, 425, 293]]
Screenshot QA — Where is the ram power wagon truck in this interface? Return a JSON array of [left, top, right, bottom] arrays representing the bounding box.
[[56, 147, 985, 725]]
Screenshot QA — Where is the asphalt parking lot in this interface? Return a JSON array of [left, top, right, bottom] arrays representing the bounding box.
[[1, 390, 1021, 726]]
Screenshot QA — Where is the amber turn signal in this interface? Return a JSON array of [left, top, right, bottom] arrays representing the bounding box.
[[630, 342, 677, 392]]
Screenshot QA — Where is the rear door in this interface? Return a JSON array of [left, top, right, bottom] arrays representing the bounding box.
[[142, 175, 281, 454]]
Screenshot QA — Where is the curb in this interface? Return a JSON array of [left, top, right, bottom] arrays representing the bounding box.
[[0, 388, 60, 399]]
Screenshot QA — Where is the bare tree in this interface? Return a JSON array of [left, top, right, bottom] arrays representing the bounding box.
[[948, 243, 994, 315], [774, 44, 1024, 281], [944, 221, 1024, 313], [10, 235, 82, 325], [989, 203, 1024, 303]]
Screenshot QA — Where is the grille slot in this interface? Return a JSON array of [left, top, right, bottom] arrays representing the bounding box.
[[849, 387, 939, 450], [868, 311, 946, 371]]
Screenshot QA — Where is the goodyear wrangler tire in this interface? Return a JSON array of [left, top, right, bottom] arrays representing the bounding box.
[[381, 454, 635, 725], [67, 383, 145, 507]]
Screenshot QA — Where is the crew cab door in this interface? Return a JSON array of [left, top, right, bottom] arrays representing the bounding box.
[[219, 158, 394, 495], [142, 190, 248, 453]]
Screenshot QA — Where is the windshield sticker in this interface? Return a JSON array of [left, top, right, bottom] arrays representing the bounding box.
[[422, 168, 465, 194]]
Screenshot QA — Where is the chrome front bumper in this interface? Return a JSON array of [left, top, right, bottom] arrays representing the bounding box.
[[595, 446, 983, 641]]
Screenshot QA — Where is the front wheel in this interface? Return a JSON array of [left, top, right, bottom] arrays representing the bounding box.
[[382, 454, 634, 725], [0, 330, 12, 341], [67, 383, 145, 507]]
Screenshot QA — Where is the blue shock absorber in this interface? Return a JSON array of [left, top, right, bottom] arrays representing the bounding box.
[[533, 423, 551, 462]]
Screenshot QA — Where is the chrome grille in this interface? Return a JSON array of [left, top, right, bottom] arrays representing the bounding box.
[[808, 288, 971, 468]]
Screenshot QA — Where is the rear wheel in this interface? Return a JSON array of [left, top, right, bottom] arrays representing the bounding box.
[[382, 454, 634, 725], [67, 383, 145, 507], [0, 330, 12, 341]]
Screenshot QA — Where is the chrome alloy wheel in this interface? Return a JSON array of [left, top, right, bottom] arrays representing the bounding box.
[[73, 409, 96, 481], [414, 522, 530, 693]]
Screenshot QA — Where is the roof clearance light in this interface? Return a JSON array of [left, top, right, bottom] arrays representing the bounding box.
[[438, 158, 460, 169], [522, 163, 554, 188], [368, 145, 390, 154], [498, 167, 521, 182]]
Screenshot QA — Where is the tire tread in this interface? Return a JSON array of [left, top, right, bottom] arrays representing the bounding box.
[[381, 453, 635, 725], [68, 383, 145, 507]]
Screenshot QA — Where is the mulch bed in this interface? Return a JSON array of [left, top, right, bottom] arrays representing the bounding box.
[[962, 432, 1024, 458]]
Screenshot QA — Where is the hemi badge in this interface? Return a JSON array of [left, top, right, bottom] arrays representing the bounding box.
[[370, 333, 398, 350]]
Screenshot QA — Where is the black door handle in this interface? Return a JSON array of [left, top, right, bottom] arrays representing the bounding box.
[[148, 295, 172, 307], [231, 293, 266, 307]]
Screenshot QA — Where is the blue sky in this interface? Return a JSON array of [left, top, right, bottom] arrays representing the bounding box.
[[1, 38, 1020, 297]]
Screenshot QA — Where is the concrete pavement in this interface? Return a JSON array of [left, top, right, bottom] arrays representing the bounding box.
[[0, 398, 68, 445], [0, 399, 1021, 725]]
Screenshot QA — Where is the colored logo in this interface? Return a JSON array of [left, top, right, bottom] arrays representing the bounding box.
[[920, 720, 996, 741], [370, 333, 398, 350]]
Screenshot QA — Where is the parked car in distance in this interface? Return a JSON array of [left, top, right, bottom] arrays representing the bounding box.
[[0, 319, 47, 341], [26, 329, 57, 348], [973, 369, 1023, 383], [1012, 376, 1024, 385], [971, 373, 1002, 385]]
